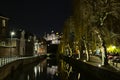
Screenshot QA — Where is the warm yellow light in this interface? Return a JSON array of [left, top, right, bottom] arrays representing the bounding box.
[[98, 64, 102, 67], [56, 32, 58, 35], [107, 45, 116, 52], [112, 46, 116, 49]]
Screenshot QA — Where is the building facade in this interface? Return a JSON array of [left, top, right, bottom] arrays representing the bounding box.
[[0, 15, 35, 57], [0, 16, 9, 43], [43, 30, 62, 53]]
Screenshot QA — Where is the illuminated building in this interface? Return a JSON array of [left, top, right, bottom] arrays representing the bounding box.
[[44, 30, 61, 45], [43, 30, 62, 53], [38, 42, 47, 54]]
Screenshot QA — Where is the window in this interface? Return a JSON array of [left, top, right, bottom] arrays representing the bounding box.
[[2, 20, 6, 27]]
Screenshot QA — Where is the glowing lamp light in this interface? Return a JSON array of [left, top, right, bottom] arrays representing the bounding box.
[[76, 58, 79, 60], [98, 64, 102, 67], [112, 46, 116, 49], [56, 32, 58, 35], [107, 45, 116, 52], [83, 60, 86, 62], [11, 32, 15, 36]]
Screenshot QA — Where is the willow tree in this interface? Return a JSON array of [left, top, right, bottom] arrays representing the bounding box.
[[72, 0, 120, 63], [87, 0, 120, 65], [61, 0, 120, 63], [73, 0, 97, 61], [59, 16, 75, 56]]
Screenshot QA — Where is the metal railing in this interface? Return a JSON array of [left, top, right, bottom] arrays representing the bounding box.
[[0, 56, 39, 67]]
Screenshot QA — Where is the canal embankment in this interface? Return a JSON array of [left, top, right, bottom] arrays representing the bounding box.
[[60, 55, 120, 80], [0, 55, 46, 80]]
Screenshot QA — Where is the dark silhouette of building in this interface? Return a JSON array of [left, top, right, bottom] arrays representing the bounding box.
[[0, 16, 9, 41]]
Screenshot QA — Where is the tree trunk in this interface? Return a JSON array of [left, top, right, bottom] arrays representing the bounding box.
[[102, 39, 109, 65], [84, 40, 89, 61]]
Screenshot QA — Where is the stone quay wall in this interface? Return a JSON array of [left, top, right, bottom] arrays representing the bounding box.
[[0, 55, 46, 80]]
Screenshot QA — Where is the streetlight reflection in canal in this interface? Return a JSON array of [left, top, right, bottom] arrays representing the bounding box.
[[5, 56, 120, 80], [5, 57, 60, 80], [5, 57, 83, 80]]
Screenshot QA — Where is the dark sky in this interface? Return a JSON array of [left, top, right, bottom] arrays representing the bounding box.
[[0, 0, 72, 37]]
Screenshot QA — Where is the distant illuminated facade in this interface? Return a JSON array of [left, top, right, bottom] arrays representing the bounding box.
[[43, 30, 61, 44], [34, 39, 47, 55], [38, 42, 46, 54], [43, 30, 62, 53]]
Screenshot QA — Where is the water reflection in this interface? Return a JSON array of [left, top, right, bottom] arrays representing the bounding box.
[[5, 56, 118, 80], [5, 57, 60, 80], [58, 60, 80, 80], [5, 57, 82, 80]]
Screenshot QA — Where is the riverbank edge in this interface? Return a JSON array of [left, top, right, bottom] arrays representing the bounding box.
[[60, 55, 120, 80], [0, 55, 46, 80]]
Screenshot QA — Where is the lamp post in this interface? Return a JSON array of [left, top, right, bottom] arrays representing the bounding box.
[[10, 31, 15, 57]]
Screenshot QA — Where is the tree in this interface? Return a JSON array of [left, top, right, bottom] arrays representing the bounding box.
[[60, 0, 120, 64], [90, 0, 120, 65]]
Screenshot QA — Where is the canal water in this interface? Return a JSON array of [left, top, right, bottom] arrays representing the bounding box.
[[5, 56, 99, 80]]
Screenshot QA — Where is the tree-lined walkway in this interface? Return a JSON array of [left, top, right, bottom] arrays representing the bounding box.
[[82, 55, 120, 72], [60, 54, 120, 80]]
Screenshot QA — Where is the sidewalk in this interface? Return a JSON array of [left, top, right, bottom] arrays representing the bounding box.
[[84, 55, 120, 72]]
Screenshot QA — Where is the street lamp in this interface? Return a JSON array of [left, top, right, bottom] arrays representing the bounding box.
[[10, 31, 15, 57], [11, 32, 15, 36]]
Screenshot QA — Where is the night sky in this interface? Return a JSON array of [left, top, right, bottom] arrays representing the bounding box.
[[0, 0, 72, 37]]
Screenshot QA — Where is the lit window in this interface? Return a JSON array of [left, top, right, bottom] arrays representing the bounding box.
[[2, 20, 6, 27]]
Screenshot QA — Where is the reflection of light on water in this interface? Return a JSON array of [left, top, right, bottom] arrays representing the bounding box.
[[56, 72, 58, 76], [34, 67, 37, 77], [41, 64, 43, 72], [27, 75, 30, 80], [47, 66, 58, 76], [33, 60, 46, 79], [47, 63, 49, 66], [66, 64, 69, 69], [47, 57, 51, 59], [39, 66, 41, 73], [78, 73, 80, 80], [76, 58, 79, 60], [69, 66, 72, 72]]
